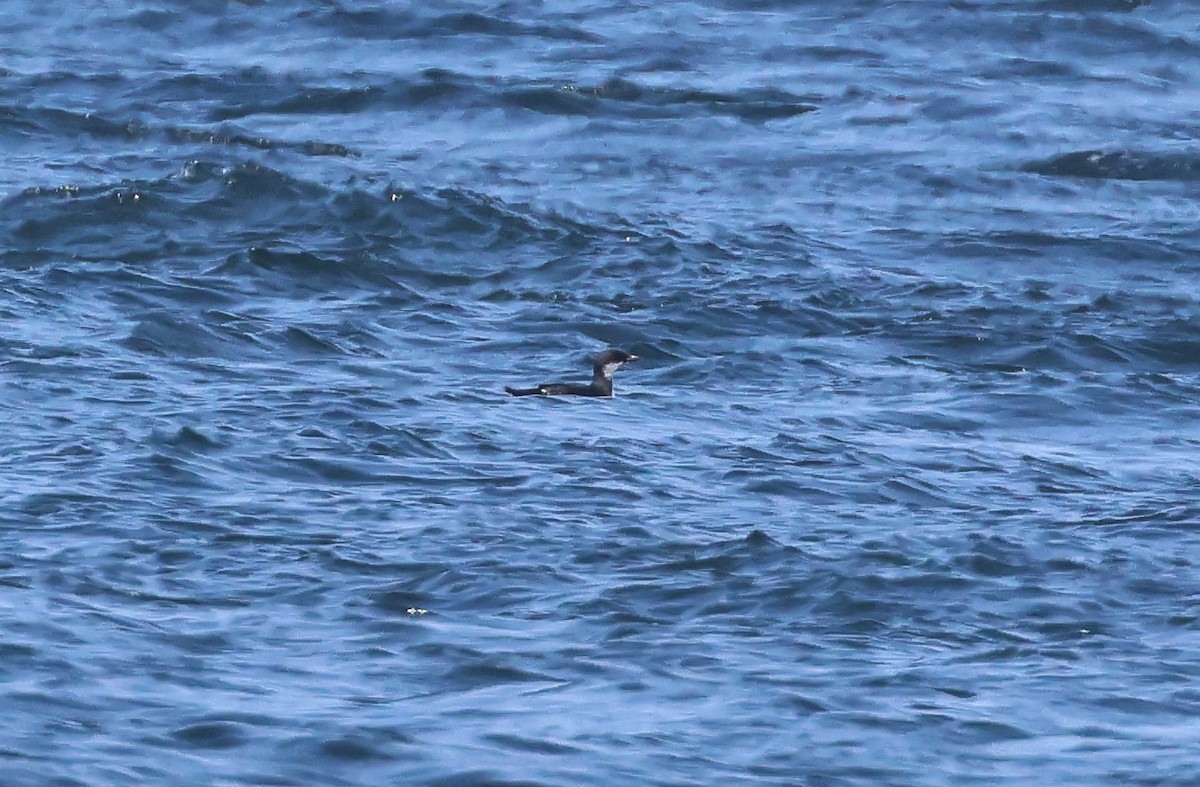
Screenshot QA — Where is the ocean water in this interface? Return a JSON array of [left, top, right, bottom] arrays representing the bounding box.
[[3, 1, 1200, 784]]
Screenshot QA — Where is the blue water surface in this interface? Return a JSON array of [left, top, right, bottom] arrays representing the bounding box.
[[3, 1, 1200, 784]]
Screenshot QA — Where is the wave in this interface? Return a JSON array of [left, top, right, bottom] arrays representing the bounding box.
[[1023, 149, 1200, 182]]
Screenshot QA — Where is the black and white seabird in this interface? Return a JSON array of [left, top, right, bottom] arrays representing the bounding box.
[[505, 349, 638, 397]]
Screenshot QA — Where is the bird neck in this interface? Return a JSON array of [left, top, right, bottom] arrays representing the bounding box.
[[591, 368, 614, 395]]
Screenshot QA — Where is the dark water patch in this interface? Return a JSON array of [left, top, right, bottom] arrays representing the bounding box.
[[926, 229, 1191, 270], [367, 427, 459, 460], [315, 733, 402, 762], [1081, 503, 1200, 530], [879, 475, 971, 510], [315, 6, 599, 44], [440, 657, 560, 690], [1135, 316, 1200, 367], [485, 733, 581, 756], [218, 161, 328, 203], [949, 0, 1149, 15], [126, 67, 279, 107], [1032, 0, 1149, 10], [980, 56, 1082, 81], [426, 771, 552, 787], [1, 105, 148, 143], [122, 312, 234, 359], [6, 184, 171, 249], [172, 720, 249, 750], [0, 97, 356, 160], [1024, 149, 1200, 182], [208, 247, 399, 298], [164, 125, 358, 158], [155, 425, 222, 452], [206, 67, 531, 125], [503, 78, 818, 122]]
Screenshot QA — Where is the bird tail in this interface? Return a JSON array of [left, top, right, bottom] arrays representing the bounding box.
[[505, 386, 543, 396]]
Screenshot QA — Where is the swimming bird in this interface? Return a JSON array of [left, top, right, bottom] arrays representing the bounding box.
[[505, 348, 639, 397]]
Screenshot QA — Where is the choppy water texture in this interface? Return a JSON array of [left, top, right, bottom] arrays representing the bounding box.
[[3, 1, 1200, 784]]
